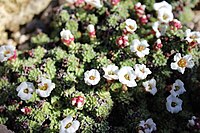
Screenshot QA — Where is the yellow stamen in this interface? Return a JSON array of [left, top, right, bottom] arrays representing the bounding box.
[[174, 86, 180, 91], [124, 74, 130, 80], [89, 76, 96, 80], [65, 122, 72, 129], [137, 45, 145, 51], [128, 25, 134, 30], [4, 50, 10, 55], [163, 14, 168, 20], [171, 102, 177, 107], [177, 58, 187, 68], [39, 83, 48, 91], [23, 88, 29, 94], [108, 71, 115, 75]]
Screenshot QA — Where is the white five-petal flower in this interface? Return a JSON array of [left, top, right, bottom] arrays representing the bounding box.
[[36, 77, 55, 98], [65, 0, 77, 4], [84, 69, 100, 85], [118, 66, 137, 87], [139, 118, 157, 133], [166, 94, 183, 113], [187, 116, 197, 127], [125, 19, 137, 34], [157, 8, 173, 23], [0, 44, 16, 62], [153, 1, 172, 11], [60, 29, 74, 41], [170, 79, 186, 96], [16, 82, 35, 101], [85, 0, 102, 8], [152, 21, 168, 38], [130, 39, 150, 58], [134, 64, 152, 80], [170, 53, 194, 74], [185, 29, 200, 44], [142, 78, 157, 95], [60, 115, 80, 133], [102, 64, 119, 80]]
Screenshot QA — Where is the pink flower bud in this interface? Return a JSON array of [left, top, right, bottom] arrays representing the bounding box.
[[134, 2, 146, 17], [116, 36, 129, 48], [139, 15, 148, 25], [21, 107, 31, 115], [71, 97, 77, 106], [87, 24, 96, 38], [169, 19, 182, 30], [71, 96, 85, 108], [8, 50, 17, 61], [75, 0, 85, 6], [153, 39, 163, 50], [62, 38, 75, 46], [111, 0, 120, 6]]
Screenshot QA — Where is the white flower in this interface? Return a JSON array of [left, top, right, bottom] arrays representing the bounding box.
[[87, 24, 95, 33], [153, 1, 172, 11], [60, 115, 80, 133], [125, 19, 137, 34], [60, 29, 74, 46], [139, 118, 157, 133], [60, 29, 74, 40], [102, 64, 119, 80], [142, 78, 157, 95], [185, 29, 200, 44], [118, 66, 137, 87], [16, 82, 35, 101], [85, 0, 102, 8], [130, 39, 149, 58], [152, 21, 168, 38], [170, 79, 186, 96], [166, 94, 183, 113], [87, 24, 96, 38], [157, 8, 173, 23], [65, 0, 77, 4], [84, 69, 100, 85], [134, 64, 151, 80], [187, 116, 197, 127], [0, 44, 16, 62], [170, 53, 194, 74], [36, 77, 55, 98]]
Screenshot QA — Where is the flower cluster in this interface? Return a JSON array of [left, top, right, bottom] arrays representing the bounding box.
[[166, 79, 186, 113], [0, 0, 199, 132], [16, 77, 55, 101], [84, 64, 152, 88]]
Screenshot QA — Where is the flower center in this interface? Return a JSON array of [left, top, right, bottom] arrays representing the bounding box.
[[65, 122, 72, 129], [108, 71, 115, 75], [144, 124, 151, 129], [177, 58, 187, 68], [190, 35, 197, 40], [124, 74, 130, 80], [39, 83, 48, 91], [163, 14, 169, 20], [137, 45, 145, 52], [148, 84, 153, 90], [174, 86, 180, 91], [89, 75, 96, 80], [4, 50, 10, 56], [171, 102, 177, 107], [23, 88, 29, 94], [128, 25, 134, 30]]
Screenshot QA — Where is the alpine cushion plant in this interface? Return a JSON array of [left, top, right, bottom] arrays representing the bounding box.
[[0, 0, 200, 133]]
